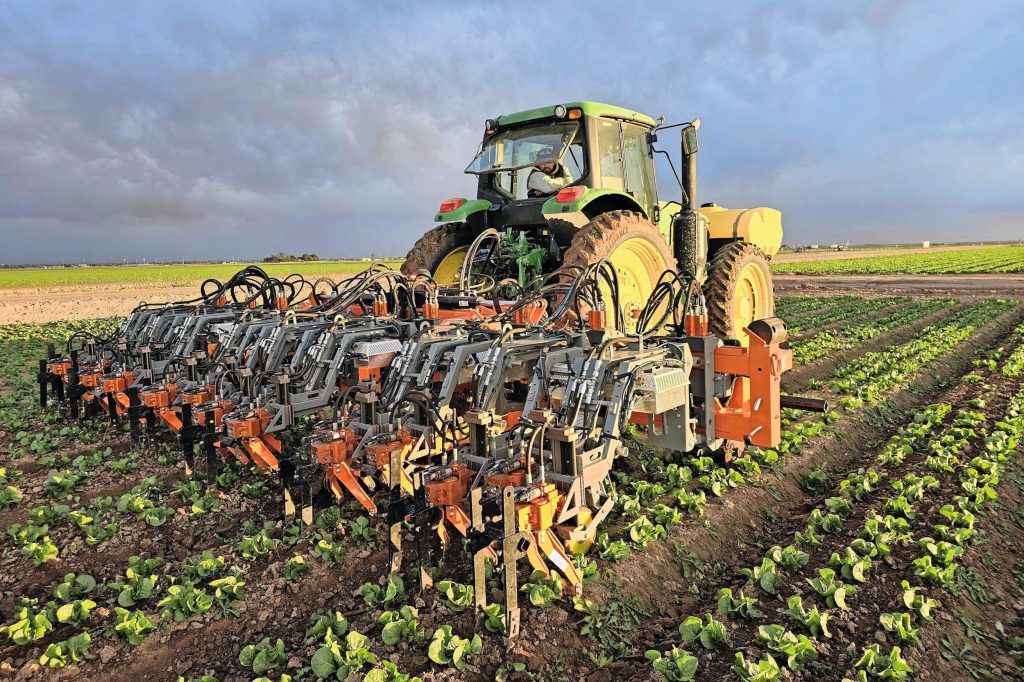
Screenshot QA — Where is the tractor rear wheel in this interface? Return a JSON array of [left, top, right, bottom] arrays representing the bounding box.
[[561, 211, 675, 333], [400, 222, 475, 286], [704, 241, 774, 344]]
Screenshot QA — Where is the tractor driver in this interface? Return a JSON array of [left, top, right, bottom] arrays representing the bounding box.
[[526, 145, 574, 198]]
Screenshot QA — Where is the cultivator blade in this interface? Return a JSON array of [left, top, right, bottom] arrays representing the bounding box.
[[33, 261, 816, 640]]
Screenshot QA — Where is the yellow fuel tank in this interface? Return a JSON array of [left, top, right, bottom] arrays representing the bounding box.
[[699, 204, 782, 258]]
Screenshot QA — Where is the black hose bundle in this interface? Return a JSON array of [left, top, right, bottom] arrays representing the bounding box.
[[634, 268, 695, 335], [494, 259, 624, 333]]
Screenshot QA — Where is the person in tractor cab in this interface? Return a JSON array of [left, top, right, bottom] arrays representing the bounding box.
[[526, 145, 574, 197]]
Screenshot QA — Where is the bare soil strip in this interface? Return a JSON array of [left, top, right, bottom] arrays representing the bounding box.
[[772, 245, 1013, 264], [775, 274, 1024, 299], [0, 285, 190, 324]]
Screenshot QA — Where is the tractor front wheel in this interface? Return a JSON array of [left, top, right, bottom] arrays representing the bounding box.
[[704, 241, 775, 343], [400, 223, 474, 286]]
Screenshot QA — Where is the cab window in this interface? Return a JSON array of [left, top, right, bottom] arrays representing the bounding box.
[[493, 126, 586, 200], [596, 119, 624, 191], [621, 122, 656, 213]]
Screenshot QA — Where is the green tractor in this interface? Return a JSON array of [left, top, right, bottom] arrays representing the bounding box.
[[401, 101, 782, 341]]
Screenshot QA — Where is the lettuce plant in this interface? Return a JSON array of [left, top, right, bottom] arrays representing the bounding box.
[[435, 579, 472, 612], [361, 574, 406, 609], [717, 588, 762, 620], [39, 631, 91, 669], [2, 598, 53, 644], [523, 570, 563, 607], [644, 646, 698, 681], [427, 626, 482, 670], [807, 568, 855, 609], [757, 624, 818, 670], [783, 595, 831, 638], [678, 614, 730, 649], [378, 606, 424, 645], [111, 608, 155, 645], [741, 558, 784, 595], [239, 638, 287, 676]]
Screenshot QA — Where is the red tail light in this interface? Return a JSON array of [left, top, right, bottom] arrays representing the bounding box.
[[555, 186, 586, 203], [438, 197, 466, 213]]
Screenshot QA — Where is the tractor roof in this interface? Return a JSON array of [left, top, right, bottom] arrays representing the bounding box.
[[497, 101, 657, 128]]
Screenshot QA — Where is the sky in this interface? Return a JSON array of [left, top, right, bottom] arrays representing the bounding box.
[[0, 1, 1021, 264]]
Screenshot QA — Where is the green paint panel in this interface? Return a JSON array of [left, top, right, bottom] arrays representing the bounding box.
[[541, 188, 644, 216]]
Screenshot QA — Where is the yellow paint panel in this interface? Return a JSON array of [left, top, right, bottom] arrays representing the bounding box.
[[701, 205, 783, 257]]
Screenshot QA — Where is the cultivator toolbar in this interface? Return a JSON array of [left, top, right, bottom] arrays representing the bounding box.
[[36, 262, 821, 638]]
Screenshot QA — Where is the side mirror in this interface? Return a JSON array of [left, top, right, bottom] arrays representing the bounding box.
[[682, 124, 699, 156]]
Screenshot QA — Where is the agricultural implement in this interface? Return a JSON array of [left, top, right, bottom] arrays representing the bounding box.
[[36, 102, 827, 640]]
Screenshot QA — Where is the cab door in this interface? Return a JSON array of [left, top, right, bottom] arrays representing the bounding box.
[[621, 121, 658, 218], [593, 118, 658, 218]]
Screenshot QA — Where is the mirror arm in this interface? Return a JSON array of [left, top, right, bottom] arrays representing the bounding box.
[[652, 146, 685, 197]]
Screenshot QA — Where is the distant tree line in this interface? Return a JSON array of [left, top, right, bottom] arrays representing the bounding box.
[[262, 252, 319, 263]]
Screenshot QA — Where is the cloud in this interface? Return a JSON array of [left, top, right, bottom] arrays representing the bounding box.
[[0, 0, 1021, 264]]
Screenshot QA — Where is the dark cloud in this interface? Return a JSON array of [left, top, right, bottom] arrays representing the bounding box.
[[0, 0, 1021, 264]]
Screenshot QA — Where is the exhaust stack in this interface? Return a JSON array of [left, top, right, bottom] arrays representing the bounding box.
[[674, 119, 707, 284]]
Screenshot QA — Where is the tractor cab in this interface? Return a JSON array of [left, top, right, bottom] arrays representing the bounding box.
[[439, 103, 662, 249], [466, 103, 658, 221]]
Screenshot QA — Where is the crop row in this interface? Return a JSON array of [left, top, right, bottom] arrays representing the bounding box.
[[821, 298, 1016, 407], [1002, 320, 1024, 377], [641, 399, 949, 679], [792, 298, 955, 365], [775, 295, 848, 319], [610, 299, 1014, 543], [787, 297, 907, 335], [642, 332, 1024, 681], [586, 300, 1016, 582], [773, 245, 1024, 275]]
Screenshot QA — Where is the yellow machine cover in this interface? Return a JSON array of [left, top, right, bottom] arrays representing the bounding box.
[[699, 205, 783, 258]]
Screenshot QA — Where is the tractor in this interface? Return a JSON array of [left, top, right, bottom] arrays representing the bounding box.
[[401, 101, 781, 341]]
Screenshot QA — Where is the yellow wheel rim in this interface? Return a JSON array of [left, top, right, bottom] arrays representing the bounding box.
[[733, 261, 771, 343], [432, 247, 469, 286], [567, 507, 596, 557], [606, 237, 670, 333]]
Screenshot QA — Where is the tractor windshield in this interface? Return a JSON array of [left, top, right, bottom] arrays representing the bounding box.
[[465, 121, 579, 175]]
